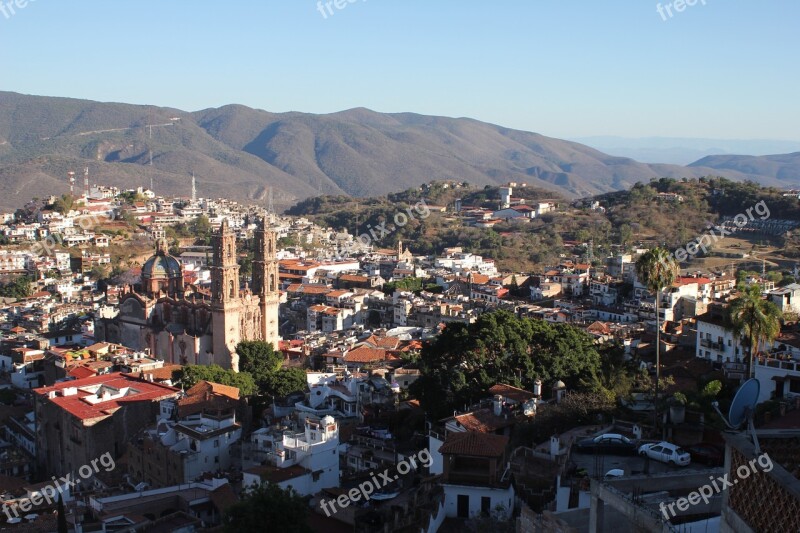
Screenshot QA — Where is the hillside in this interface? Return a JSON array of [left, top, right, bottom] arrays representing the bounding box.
[[0, 91, 797, 212], [690, 152, 800, 183], [292, 178, 800, 273]]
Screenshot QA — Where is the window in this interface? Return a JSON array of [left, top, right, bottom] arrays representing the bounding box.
[[790, 380, 800, 394], [214, 440, 219, 448]]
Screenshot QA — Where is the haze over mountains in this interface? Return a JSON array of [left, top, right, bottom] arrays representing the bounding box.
[[573, 136, 800, 165], [0, 91, 799, 212]]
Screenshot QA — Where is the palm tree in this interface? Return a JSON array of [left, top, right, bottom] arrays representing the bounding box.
[[728, 283, 782, 378], [636, 248, 679, 429]]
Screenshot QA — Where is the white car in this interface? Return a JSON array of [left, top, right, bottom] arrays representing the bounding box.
[[638, 441, 691, 466]]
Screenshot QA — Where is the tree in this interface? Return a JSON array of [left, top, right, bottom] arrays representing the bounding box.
[[175, 365, 256, 396], [235, 341, 306, 397], [0, 276, 33, 299], [263, 367, 307, 397], [411, 310, 601, 419], [52, 194, 75, 215], [635, 247, 679, 429], [728, 283, 782, 378], [237, 341, 283, 379], [89, 264, 110, 281], [618, 224, 633, 247], [189, 214, 213, 245], [384, 277, 424, 294], [223, 483, 312, 533]]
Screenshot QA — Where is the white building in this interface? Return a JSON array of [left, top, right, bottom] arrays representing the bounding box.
[[431, 431, 515, 520], [244, 416, 339, 496], [147, 397, 243, 484], [695, 309, 745, 364], [769, 284, 800, 315]]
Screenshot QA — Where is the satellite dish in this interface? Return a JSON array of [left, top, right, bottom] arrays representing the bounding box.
[[729, 378, 759, 428], [713, 378, 761, 454]]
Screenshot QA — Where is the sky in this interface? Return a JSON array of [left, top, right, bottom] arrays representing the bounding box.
[[1, 0, 798, 140]]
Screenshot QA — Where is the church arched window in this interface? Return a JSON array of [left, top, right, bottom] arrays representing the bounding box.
[[229, 279, 235, 299], [269, 274, 275, 291]]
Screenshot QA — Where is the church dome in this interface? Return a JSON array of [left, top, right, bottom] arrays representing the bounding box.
[[140, 238, 184, 297], [142, 253, 182, 280]]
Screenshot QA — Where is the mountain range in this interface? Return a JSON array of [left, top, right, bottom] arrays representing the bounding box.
[[572, 136, 800, 165], [0, 91, 798, 212]]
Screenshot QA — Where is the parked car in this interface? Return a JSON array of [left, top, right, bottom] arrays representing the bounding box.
[[686, 443, 724, 466], [638, 441, 691, 466], [575, 433, 638, 455]]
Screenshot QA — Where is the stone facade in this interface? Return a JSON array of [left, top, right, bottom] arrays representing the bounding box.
[[96, 218, 280, 370]]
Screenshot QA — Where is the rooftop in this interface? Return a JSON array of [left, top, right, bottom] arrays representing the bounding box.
[[439, 431, 509, 458], [34, 373, 179, 422]]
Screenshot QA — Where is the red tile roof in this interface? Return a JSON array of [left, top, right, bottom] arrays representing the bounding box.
[[67, 366, 97, 379], [185, 380, 240, 400], [362, 335, 401, 350], [488, 384, 535, 403], [439, 431, 509, 458], [339, 274, 369, 283], [452, 408, 516, 432], [34, 372, 179, 423], [345, 346, 387, 363]]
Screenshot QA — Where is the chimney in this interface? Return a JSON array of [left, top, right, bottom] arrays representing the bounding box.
[[550, 435, 561, 457], [533, 379, 542, 398], [493, 395, 503, 416]]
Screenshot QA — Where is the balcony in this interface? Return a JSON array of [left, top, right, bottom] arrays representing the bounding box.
[[700, 339, 725, 352], [757, 357, 800, 373], [445, 470, 495, 486]]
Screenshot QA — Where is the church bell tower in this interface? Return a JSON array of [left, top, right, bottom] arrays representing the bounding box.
[[211, 219, 242, 370], [253, 217, 281, 349]]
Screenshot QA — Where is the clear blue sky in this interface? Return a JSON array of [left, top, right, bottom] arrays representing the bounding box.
[[1, 0, 798, 140]]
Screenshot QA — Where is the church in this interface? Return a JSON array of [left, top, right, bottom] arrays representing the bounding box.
[[96, 218, 280, 371]]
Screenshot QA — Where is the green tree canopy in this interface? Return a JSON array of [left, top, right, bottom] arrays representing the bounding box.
[[0, 276, 33, 299], [174, 364, 256, 396], [236, 341, 306, 397], [410, 310, 601, 419], [262, 367, 307, 398], [237, 340, 283, 376], [384, 277, 424, 294], [223, 483, 312, 533]]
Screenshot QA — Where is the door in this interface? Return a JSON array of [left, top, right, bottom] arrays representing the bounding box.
[[457, 495, 469, 518], [481, 496, 491, 517]]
